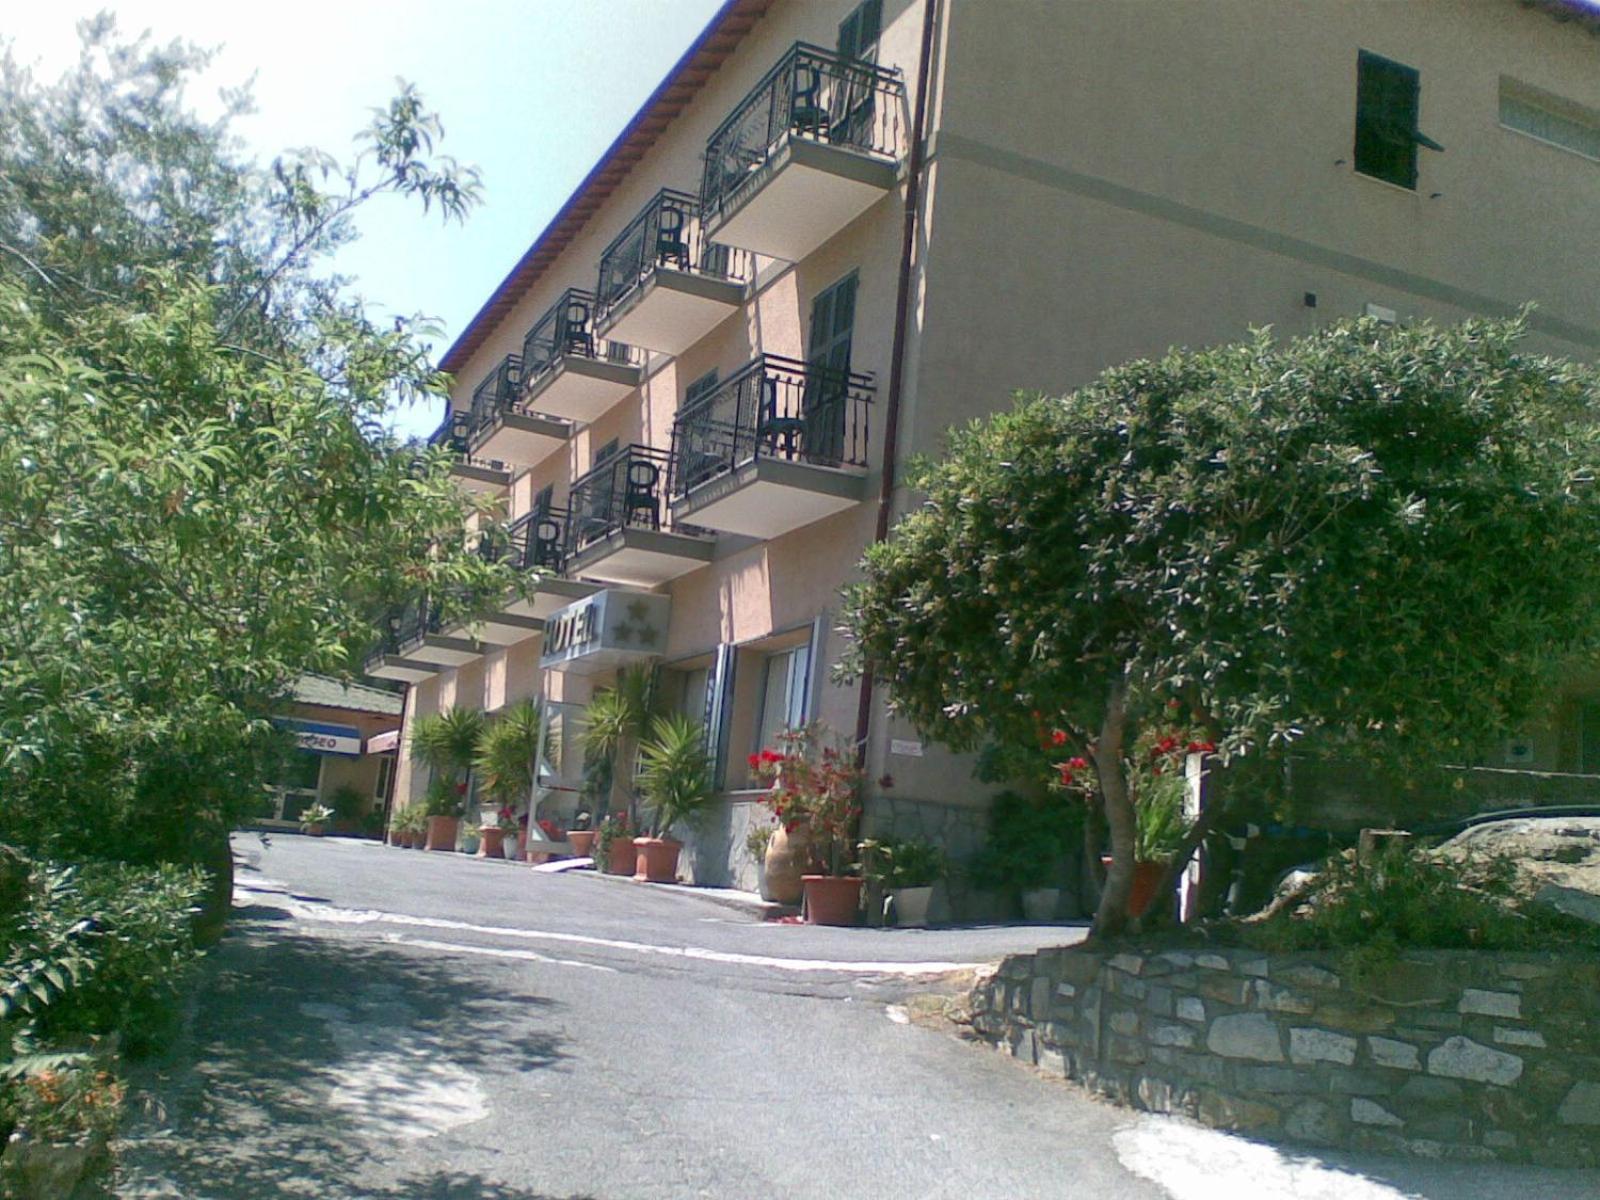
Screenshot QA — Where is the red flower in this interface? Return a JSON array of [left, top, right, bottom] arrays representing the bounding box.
[[1058, 764, 1075, 785], [455, 782, 468, 795], [1068, 756, 1088, 770], [747, 753, 761, 769], [1050, 729, 1068, 747]]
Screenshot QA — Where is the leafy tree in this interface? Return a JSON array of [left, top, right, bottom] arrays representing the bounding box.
[[842, 317, 1600, 937], [0, 21, 514, 896]]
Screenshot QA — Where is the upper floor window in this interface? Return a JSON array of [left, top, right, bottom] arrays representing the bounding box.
[[684, 369, 720, 407], [838, 0, 882, 63], [1500, 77, 1600, 164], [1353, 50, 1443, 190]]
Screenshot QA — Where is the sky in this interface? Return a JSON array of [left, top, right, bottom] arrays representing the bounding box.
[[3, 0, 726, 439]]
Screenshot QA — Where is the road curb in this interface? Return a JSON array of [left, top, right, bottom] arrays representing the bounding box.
[[574, 867, 799, 921]]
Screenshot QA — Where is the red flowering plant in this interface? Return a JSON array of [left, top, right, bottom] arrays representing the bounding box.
[[749, 722, 865, 877]]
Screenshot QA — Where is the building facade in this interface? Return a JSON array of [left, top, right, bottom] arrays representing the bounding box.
[[370, 0, 1600, 888], [263, 675, 403, 832]]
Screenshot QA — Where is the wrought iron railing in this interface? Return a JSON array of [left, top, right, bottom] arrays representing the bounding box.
[[427, 407, 509, 475], [520, 288, 639, 392], [506, 505, 570, 575], [593, 188, 752, 323], [700, 42, 905, 228], [375, 596, 444, 657], [668, 355, 873, 500], [563, 445, 688, 559], [466, 354, 523, 435]]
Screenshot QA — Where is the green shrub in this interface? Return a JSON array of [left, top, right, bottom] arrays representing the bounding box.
[[1, 858, 205, 1057], [1244, 843, 1597, 972], [968, 790, 1083, 892]]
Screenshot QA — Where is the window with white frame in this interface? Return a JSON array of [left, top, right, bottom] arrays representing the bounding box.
[[753, 643, 811, 756]]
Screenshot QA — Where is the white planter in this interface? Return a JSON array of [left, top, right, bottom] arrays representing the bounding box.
[[1021, 887, 1060, 922], [889, 885, 934, 927]]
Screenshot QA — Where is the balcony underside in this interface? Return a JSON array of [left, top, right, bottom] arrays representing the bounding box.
[[595, 270, 744, 357], [364, 654, 439, 684], [441, 611, 544, 648], [397, 633, 483, 667], [708, 139, 897, 263], [673, 458, 866, 539], [567, 527, 714, 588], [449, 459, 512, 495], [473, 411, 570, 469], [500, 576, 604, 621], [523, 357, 641, 426]]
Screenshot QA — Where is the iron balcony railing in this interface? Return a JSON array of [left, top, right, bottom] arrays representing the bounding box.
[[593, 188, 752, 324], [668, 354, 873, 500], [700, 42, 905, 228], [563, 444, 689, 559], [519, 287, 639, 390], [377, 595, 444, 657], [467, 354, 523, 436], [503, 505, 570, 575], [427, 408, 509, 475]]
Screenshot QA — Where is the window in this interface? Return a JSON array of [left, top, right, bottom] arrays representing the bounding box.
[[1500, 78, 1600, 164], [592, 438, 620, 469], [804, 273, 857, 462], [264, 746, 323, 822], [1353, 50, 1442, 190], [753, 643, 811, 755], [533, 482, 554, 516], [838, 0, 882, 63]]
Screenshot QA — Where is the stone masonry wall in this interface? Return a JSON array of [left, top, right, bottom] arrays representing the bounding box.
[[969, 945, 1600, 1166]]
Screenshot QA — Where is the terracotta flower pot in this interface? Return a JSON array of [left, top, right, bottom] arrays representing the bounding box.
[[1100, 856, 1168, 917], [802, 875, 862, 926], [633, 837, 682, 883], [569, 830, 598, 858], [478, 828, 507, 858], [763, 822, 811, 906], [387, 828, 404, 847], [305, 823, 325, 837], [605, 835, 637, 875], [425, 815, 460, 852]]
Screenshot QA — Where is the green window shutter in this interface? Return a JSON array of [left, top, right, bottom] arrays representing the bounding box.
[[1354, 50, 1443, 190]]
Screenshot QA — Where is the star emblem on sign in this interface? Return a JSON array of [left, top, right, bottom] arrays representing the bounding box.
[[613, 621, 636, 645], [626, 599, 651, 622], [636, 624, 658, 647]]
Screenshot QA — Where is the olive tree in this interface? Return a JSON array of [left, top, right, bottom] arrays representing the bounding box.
[[842, 317, 1600, 937]]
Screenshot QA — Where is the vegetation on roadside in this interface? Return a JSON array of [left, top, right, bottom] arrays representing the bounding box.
[[841, 316, 1600, 937]]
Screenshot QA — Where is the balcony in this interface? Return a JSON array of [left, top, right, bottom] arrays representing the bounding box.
[[426, 409, 511, 496], [434, 530, 546, 647], [465, 354, 572, 469], [363, 598, 482, 681], [493, 507, 605, 620], [668, 355, 871, 538], [562, 445, 715, 588], [519, 288, 643, 425], [700, 44, 905, 262], [592, 189, 751, 356]]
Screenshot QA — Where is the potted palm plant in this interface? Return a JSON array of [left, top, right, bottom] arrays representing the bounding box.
[[299, 802, 335, 837], [633, 713, 716, 883], [394, 807, 425, 847], [580, 666, 660, 843], [472, 698, 541, 861], [409, 707, 485, 853]]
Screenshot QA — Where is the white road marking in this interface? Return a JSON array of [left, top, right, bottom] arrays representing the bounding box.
[[1113, 1114, 1420, 1200], [383, 933, 618, 972], [235, 882, 981, 977]]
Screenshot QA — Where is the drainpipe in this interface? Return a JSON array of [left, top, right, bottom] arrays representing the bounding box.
[[852, 0, 941, 765]]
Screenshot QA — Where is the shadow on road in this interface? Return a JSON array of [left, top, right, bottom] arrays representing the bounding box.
[[118, 903, 570, 1199]]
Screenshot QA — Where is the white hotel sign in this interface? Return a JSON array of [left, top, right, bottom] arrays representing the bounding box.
[[538, 590, 671, 675]]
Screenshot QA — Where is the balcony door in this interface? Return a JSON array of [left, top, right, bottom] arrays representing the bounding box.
[[804, 273, 856, 465]]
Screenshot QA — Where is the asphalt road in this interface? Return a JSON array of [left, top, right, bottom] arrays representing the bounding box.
[[114, 835, 1600, 1200]]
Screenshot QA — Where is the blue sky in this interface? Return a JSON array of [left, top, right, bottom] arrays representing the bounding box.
[[5, 0, 726, 439]]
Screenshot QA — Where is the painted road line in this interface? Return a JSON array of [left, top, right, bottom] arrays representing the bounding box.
[[234, 882, 983, 978]]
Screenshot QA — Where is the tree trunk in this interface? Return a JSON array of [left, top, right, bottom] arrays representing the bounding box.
[[1090, 677, 1133, 940]]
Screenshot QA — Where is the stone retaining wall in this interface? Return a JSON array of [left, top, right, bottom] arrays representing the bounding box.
[[969, 944, 1600, 1166]]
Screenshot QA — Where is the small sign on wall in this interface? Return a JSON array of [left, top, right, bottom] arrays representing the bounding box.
[[889, 738, 924, 758]]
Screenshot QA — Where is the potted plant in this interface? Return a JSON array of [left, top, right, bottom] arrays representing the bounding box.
[[328, 783, 366, 834], [1115, 759, 1190, 919], [299, 802, 335, 837], [580, 666, 661, 834], [745, 823, 775, 899], [633, 713, 716, 883], [751, 723, 864, 925], [420, 778, 464, 852], [409, 706, 485, 853], [474, 807, 519, 859], [396, 806, 426, 848], [970, 790, 1080, 922], [473, 699, 540, 853], [594, 811, 635, 874], [567, 811, 597, 859], [861, 837, 948, 927]]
